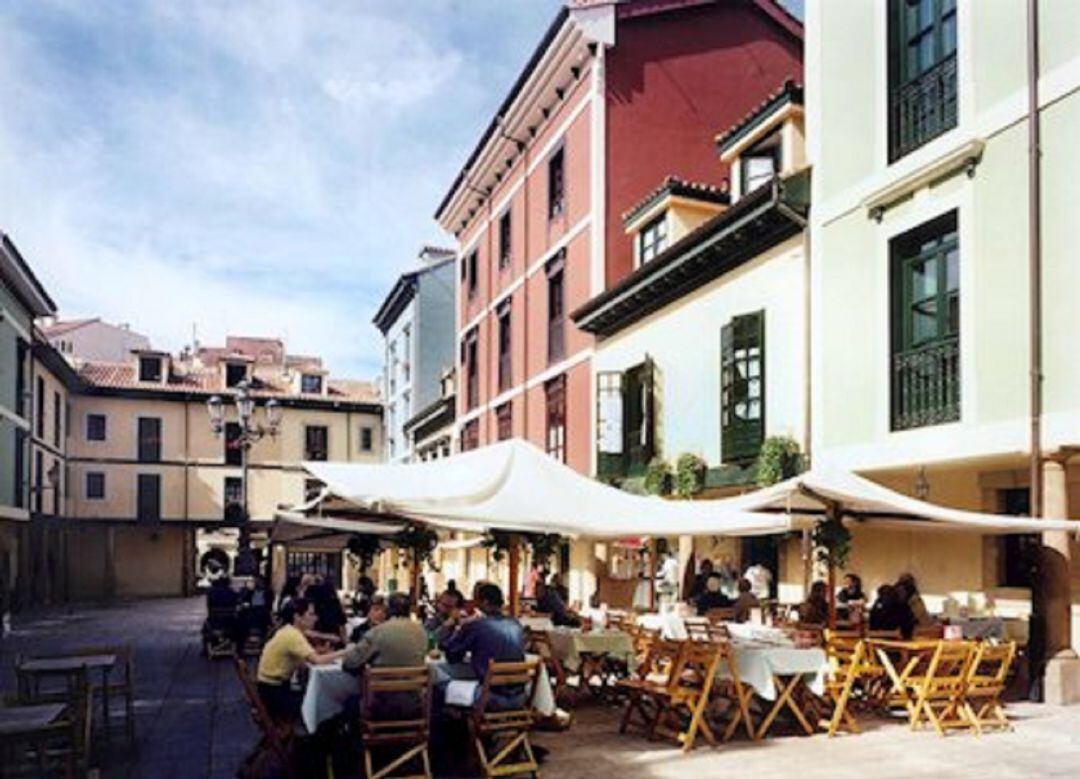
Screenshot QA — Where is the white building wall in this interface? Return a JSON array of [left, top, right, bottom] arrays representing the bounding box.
[[593, 237, 806, 465]]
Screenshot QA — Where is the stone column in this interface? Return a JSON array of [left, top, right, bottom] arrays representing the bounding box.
[[1041, 458, 1080, 704]]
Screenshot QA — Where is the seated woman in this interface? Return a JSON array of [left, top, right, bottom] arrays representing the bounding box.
[[732, 578, 759, 623], [797, 580, 829, 625], [536, 581, 581, 627], [896, 573, 933, 628], [695, 573, 733, 616], [837, 573, 865, 605], [868, 584, 915, 638], [256, 597, 347, 722]]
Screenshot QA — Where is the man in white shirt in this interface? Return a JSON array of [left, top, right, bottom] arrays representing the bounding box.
[[744, 563, 773, 601]]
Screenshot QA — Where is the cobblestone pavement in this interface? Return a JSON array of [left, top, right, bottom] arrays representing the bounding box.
[[3, 598, 1079, 778]]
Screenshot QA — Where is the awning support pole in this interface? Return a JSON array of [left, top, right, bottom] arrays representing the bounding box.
[[509, 538, 521, 617]]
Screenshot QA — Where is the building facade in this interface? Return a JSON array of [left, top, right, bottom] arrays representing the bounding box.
[[0, 234, 58, 621], [62, 339, 382, 598], [373, 246, 456, 463], [41, 317, 150, 363], [569, 83, 810, 607], [805, 0, 1080, 694], [436, 0, 803, 475]]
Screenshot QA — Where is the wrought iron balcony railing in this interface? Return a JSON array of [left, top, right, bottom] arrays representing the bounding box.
[[892, 336, 960, 431], [889, 54, 958, 162]]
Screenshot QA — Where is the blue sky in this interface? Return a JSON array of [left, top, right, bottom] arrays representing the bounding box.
[[1, 0, 800, 379]]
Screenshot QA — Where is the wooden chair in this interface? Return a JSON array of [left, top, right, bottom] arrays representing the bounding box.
[[652, 641, 725, 752], [360, 666, 432, 779], [471, 660, 541, 779], [962, 641, 1016, 735], [5, 665, 93, 777], [705, 608, 736, 623], [909, 641, 975, 735], [824, 632, 885, 737], [232, 654, 297, 779], [47, 644, 136, 745], [526, 627, 569, 703], [683, 618, 711, 643], [616, 639, 683, 737]]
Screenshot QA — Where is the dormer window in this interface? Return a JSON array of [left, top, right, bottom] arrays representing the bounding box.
[[638, 214, 668, 265], [740, 133, 781, 196], [138, 356, 162, 383], [225, 362, 247, 388], [301, 374, 322, 394]]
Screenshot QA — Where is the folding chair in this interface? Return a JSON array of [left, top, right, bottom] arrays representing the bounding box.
[[232, 654, 297, 779], [616, 639, 683, 737], [471, 660, 541, 779], [825, 632, 879, 737], [909, 641, 975, 736], [6, 664, 94, 777], [526, 627, 569, 703], [683, 618, 711, 643], [652, 641, 725, 752], [360, 666, 432, 779], [962, 641, 1016, 735]]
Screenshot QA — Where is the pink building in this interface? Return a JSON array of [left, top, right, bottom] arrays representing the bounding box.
[[436, 0, 802, 475]]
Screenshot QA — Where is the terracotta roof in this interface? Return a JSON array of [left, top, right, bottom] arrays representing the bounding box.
[[715, 79, 804, 153], [622, 176, 730, 227], [40, 317, 100, 337], [78, 360, 380, 405]]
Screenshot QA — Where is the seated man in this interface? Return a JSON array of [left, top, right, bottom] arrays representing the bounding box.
[[732, 577, 759, 623], [203, 575, 240, 648], [440, 583, 526, 710], [696, 573, 734, 616], [256, 597, 347, 722], [424, 591, 463, 644], [343, 592, 428, 720], [535, 581, 580, 628]]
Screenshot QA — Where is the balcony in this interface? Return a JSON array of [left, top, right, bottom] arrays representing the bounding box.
[[889, 54, 958, 162], [892, 337, 960, 431]]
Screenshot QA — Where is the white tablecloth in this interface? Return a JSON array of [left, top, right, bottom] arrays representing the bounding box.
[[302, 655, 556, 733], [636, 613, 687, 640], [546, 628, 636, 672], [302, 663, 360, 733], [727, 644, 830, 701]]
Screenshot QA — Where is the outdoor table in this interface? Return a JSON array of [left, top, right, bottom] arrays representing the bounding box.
[[867, 639, 940, 721], [546, 628, 636, 673], [519, 616, 554, 631], [300, 654, 556, 733], [726, 642, 830, 738], [17, 654, 117, 741], [0, 703, 66, 736], [948, 616, 1005, 640]]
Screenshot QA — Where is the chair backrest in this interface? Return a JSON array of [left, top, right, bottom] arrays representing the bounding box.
[[475, 660, 541, 732], [913, 623, 945, 640], [638, 639, 684, 683], [668, 641, 723, 698], [231, 654, 280, 737], [705, 608, 736, 623], [825, 630, 863, 673], [361, 665, 431, 744], [966, 641, 1015, 691], [683, 618, 711, 643], [924, 641, 974, 692], [866, 629, 903, 641], [58, 644, 134, 688]]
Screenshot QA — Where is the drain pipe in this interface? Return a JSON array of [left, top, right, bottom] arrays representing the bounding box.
[[1027, 0, 1043, 518]]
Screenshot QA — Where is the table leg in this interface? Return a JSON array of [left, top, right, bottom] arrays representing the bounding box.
[[756, 675, 814, 738]]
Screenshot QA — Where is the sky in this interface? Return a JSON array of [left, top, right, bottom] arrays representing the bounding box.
[[0, 0, 801, 380]]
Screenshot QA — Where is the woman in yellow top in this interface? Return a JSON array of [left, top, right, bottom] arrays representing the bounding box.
[[256, 596, 347, 721]]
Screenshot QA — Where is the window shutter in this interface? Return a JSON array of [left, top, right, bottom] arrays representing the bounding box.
[[644, 355, 663, 463], [721, 312, 765, 462], [596, 371, 624, 479]]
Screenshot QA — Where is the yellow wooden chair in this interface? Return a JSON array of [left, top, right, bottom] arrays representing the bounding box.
[[471, 660, 541, 779], [962, 641, 1016, 735], [360, 666, 432, 779], [616, 639, 683, 737], [652, 641, 724, 752], [824, 632, 878, 737], [909, 641, 975, 736]]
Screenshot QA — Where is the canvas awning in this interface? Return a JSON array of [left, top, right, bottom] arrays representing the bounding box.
[[270, 512, 404, 551], [295, 440, 1079, 538]]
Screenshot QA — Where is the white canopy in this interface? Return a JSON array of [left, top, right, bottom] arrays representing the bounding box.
[[296, 440, 1078, 538]]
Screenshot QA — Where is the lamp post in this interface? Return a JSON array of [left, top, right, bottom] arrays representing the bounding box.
[[207, 381, 282, 577]]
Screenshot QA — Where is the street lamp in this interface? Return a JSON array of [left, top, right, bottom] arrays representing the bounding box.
[[207, 380, 281, 577]]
